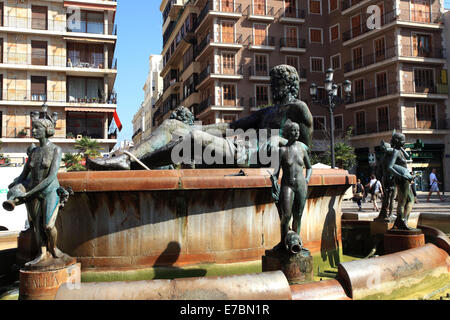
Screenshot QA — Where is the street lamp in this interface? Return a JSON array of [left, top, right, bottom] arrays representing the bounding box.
[[310, 69, 352, 169]]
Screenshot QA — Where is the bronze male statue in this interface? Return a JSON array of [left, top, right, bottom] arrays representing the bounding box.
[[89, 65, 313, 170], [270, 120, 312, 253]]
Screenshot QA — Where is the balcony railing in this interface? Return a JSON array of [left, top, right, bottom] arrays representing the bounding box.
[[400, 46, 445, 59], [402, 81, 449, 95], [343, 10, 442, 42], [248, 35, 275, 47], [353, 120, 399, 136], [246, 5, 275, 16], [248, 65, 306, 78], [277, 8, 306, 19], [280, 37, 306, 49], [195, 96, 245, 116], [195, 32, 243, 55], [195, 1, 243, 29], [344, 46, 396, 73], [249, 97, 270, 109], [350, 82, 399, 103], [198, 63, 244, 84], [0, 52, 114, 69], [0, 89, 116, 104], [403, 117, 449, 130]]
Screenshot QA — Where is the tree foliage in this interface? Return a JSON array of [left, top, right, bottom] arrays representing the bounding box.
[[63, 137, 103, 171]]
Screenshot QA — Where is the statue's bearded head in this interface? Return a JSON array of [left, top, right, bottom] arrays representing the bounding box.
[[270, 65, 300, 105], [390, 131, 406, 148]]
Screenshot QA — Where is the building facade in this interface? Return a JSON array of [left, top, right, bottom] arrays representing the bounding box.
[[0, 0, 118, 164], [132, 54, 163, 147], [158, 0, 449, 190]]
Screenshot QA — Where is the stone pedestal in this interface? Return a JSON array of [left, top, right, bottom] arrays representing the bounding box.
[[19, 260, 80, 300], [370, 221, 394, 235], [262, 249, 313, 285], [384, 229, 425, 255]]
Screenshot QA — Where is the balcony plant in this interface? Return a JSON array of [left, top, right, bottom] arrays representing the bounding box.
[[17, 129, 27, 138], [66, 132, 75, 139]]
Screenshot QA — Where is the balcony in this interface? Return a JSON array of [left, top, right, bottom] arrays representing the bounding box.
[[280, 38, 306, 53], [0, 15, 66, 32], [195, 32, 243, 60], [401, 81, 448, 97], [352, 119, 399, 137], [277, 8, 305, 24], [195, 1, 243, 31], [399, 46, 446, 62], [403, 117, 449, 131], [247, 35, 276, 51], [197, 63, 244, 88], [246, 5, 275, 22], [195, 96, 245, 117], [0, 89, 115, 105], [344, 46, 397, 74], [349, 82, 399, 105], [342, 10, 442, 44]]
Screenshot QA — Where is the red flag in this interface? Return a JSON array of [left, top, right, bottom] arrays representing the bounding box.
[[113, 110, 122, 132]]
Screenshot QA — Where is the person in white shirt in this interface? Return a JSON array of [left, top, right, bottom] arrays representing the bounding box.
[[367, 174, 383, 211], [427, 168, 444, 202]]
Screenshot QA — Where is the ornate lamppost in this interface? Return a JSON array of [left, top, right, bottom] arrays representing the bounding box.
[[310, 68, 352, 169]]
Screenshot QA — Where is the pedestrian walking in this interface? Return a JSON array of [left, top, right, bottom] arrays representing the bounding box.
[[367, 175, 383, 211], [426, 169, 445, 202], [353, 179, 365, 211]]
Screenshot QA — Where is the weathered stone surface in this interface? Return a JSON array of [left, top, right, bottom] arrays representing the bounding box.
[[262, 249, 313, 285]]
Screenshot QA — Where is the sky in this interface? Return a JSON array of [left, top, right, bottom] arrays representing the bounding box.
[[114, 1, 162, 143], [447, 0, 450, 9]]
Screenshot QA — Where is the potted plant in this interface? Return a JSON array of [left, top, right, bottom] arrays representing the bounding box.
[[18, 129, 27, 138], [66, 132, 75, 139]]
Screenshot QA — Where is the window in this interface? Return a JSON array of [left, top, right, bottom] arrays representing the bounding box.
[[223, 84, 236, 106], [352, 47, 363, 69], [221, 21, 235, 43], [285, 0, 298, 18], [334, 114, 343, 131], [31, 41, 47, 66], [412, 34, 432, 57], [310, 57, 324, 72], [411, 0, 431, 23], [221, 0, 235, 12], [66, 112, 104, 139], [351, 14, 361, 38], [414, 68, 434, 92], [67, 77, 104, 102], [309, 0, 321, 14], [253, 24, 267, 45], [355, 111, 366, 134], [416, 103, 435, 129], [354, 79, 364, 101], [0, 2, 3, 27], [285, 26, 298, 47], [222, 53, 235, 74], [377, 106, 389, 131], [331, 54, 341, 70], [286, 56, 299, 73], [255, 85, 269, 106], [253, 0, 267, 15], [0, 38, 3, 63], [374, 37, 386, 62], [313, 116, 326, 131], [67, 11, 104, 34], [254, 54, 268, 76], [67, 43, 104, 68], [376, 72, 387, 96], [31, 76, 47, 101], [0, 111, 2, 138], [330, 24, 339, 42], [329, 0, 338, 12], [32, 6, 48, 30], [310, 28, 322, 43]]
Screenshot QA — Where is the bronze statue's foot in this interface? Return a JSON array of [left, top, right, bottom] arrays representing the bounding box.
[[51, 247, 64, 259], [25, 252, 50, 267]]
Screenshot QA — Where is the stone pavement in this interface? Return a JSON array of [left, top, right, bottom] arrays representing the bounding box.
[[342, 191, 450, 215]]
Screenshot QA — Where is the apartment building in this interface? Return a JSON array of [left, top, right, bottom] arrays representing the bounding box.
[[132, 54, 163, 147], [157, 0, 449, 190], [0, 0, 118, 163]]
